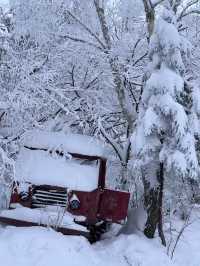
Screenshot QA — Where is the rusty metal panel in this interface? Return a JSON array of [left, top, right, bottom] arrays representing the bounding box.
[[10, 183, 32, 208], [97, 159, 106, 188], [0, 216, 90, 238], [68, 189, 101, 223], [98, 189, 130, 223]]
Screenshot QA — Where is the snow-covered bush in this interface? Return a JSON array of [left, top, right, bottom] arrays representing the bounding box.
[[0, 140, 14, 209]]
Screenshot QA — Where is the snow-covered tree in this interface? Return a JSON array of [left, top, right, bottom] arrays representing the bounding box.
[[132, 3, 198, 242], [0, 10, 15, 209], [7, 0, 148, 192]]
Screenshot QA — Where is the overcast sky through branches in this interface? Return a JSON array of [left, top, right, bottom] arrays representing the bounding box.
[[0, 0, 8, 9]]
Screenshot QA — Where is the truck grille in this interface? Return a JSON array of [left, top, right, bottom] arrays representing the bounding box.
[[32, 186, 67, 208]]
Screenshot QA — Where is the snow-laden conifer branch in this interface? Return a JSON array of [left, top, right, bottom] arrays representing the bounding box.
[[132, 3, 199, 240]]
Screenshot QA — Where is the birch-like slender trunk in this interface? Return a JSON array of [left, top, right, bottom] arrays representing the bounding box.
[[94, 0, 134, 189]]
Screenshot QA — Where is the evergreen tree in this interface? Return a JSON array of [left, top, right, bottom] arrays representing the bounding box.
[[132, 4, 198, 242]]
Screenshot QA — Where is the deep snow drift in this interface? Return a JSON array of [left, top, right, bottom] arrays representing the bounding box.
[[0, 208, 200, 266], [0, 226, 173, 266]]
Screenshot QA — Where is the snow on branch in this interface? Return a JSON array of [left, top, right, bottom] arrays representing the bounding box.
[[178, 0, 199, 21], [98, 119, 124, 162], [65, 9, 106, 50], [180, 9, 200, 19], [133, 5, 198, 182], [61, 34, 104, 51], [151, 0, 165, 8]]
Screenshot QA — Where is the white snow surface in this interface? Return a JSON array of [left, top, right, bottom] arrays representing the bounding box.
[[15, 148, 99, 191], [0, 205, 88, 232], [0, 208, 200, 266], [144, 66, 184, 101], [22, 130, 106, 157], [0, 228, 173, 266]]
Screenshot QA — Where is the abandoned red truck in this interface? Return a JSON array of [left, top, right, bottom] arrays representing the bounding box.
[[0, 130, 130, 242]]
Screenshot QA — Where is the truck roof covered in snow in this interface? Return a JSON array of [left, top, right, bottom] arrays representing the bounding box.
[[21, 130, 106, 157], [15, 148, 100, 191], [15, 130, 107, 191]]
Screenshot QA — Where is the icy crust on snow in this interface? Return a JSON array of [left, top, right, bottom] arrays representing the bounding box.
[[15, 148, 99, 191], [21, 130, 105, 157], [0, 205, 88, 232]]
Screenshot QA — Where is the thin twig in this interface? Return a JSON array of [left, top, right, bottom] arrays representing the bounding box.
[[66, 9, 106, 49]]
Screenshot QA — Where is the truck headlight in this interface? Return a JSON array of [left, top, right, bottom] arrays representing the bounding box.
[[69, 194, 80, 210], [19, 191, 29, 201]]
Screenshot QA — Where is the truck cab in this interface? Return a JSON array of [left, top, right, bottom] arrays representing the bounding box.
[[0, 130, 130, 242]]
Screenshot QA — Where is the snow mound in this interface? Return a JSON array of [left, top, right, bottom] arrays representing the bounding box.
[[22, 130, 106, 157], [0, 226, 175, 266], [1, 212, 200, 266]]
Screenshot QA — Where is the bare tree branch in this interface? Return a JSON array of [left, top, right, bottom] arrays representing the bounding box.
[[65, 9, 106, 50], [99, 120, 124, 162], [133, 52, 148, 67], [181, 9, 200, 19], [152, 0, 165, 8], [93, 0, 112, 49], [61, 34, 104, 51], [177, 0, 199, 21]]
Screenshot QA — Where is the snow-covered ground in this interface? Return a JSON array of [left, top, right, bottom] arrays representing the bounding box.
[[169, 207, 200, 266], [0, 209, 199, 266], [0, 226, 172, 266]]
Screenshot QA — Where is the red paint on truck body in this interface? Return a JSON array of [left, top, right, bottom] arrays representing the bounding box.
[[0, 152, 130, 241]]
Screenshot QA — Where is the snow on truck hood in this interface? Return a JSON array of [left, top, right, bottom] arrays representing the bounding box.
[[15, 148, 99, 191], [21, 130, 106, 157], [15, 130, 106, 191]]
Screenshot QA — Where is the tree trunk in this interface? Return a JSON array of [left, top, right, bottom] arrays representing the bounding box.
[[117, 162, 129, 191], [94, 1, 134, 132], [143, 180, 160, 238], [143, 162, 166, 246], [141, 0, 166, 243], [142, 0, 155, 41], [94, 1, 134, 191], [158, 162, 166, 246]]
